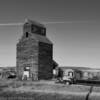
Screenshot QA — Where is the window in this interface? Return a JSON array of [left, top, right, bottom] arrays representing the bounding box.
[[68, 72, 73, 77], [24, 66, 30, 71], [26, 32, 29, 38]]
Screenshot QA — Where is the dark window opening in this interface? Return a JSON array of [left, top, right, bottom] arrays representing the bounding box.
[[26, 32, 29, 38], [68, 72, 73, 77], [24, 66, 30, 71]]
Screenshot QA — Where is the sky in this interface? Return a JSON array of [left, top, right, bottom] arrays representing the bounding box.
[[0, 0, 100, 68]]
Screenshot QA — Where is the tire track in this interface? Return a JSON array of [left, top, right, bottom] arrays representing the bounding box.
[[86, 86, 93, 100]]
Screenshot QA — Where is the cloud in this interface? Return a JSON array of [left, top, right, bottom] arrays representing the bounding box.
[[0, 20, 98, 26], [43, 20, 97, 24], [0, 23, 23, 26]]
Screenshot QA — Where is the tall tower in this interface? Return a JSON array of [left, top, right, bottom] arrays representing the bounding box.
[[16, 19, 53, 80]]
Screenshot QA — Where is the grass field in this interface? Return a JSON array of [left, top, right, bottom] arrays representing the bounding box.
[[0, 79, 100, 100]]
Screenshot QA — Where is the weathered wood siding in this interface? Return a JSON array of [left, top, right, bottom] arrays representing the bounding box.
[[16, 37, 38, 80], [16, 19, 53, 80], [38, 42, 53, 79]]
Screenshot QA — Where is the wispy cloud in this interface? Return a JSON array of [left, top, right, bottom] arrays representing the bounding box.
[[0, 23, 23, 26], [0, 20, 98, 26], [43, 20, 98, 24]]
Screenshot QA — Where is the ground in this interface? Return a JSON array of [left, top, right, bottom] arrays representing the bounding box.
[[0, 79, 100, 100]]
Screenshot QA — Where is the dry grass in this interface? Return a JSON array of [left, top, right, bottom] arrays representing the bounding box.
[[2, 80, 90, 93], [0, 79, 97, 100], [0, 91, 87, 100], [88, 87, 100, 100]]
